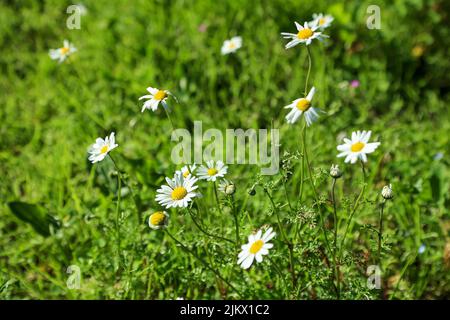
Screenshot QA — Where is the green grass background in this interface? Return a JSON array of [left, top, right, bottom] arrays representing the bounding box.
[[0, 0, 449, 299]]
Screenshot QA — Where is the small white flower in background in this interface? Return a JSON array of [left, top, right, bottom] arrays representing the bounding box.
[[221, 36, 242, 55], [176, 164, 197, 178], [311, 13, 334, 30], [281, 21, 327, 48], [330, 164, 342, 179], [88, 132, 118, 163], [148, 211, 169, 230], [49, 40, 77, 63], [285, 87, 322, 126], [238, 227, 276, 269], [336, 130, 380, 164], [139, 87, 174, 112], [156, 173, 199, 208], [197, 160, 228, 182], [218, 179, 235, 195], [381, 184, 393, 200], [418, 244, 426, 254], [433, 152, 444, 161]]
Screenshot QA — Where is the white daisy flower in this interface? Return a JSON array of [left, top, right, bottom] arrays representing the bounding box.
[[336, 130, 381, 164], [88, 132, 118, 163], [139, 87, 174, 112], [49, 40, 77, 63], [381, 184, 393, 200], [311, 13, 334, 30], [238, 227, 276, 269], [285, 86, 322, 126], [155, 173, 199, 208], [148, 211, 169, 230], [197, 160, 228, 182], [175, 164, 197, 178], [281, 21, 327, 48], [221, 36, 242, 55]]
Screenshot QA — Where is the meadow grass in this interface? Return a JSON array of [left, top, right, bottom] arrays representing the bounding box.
[[0, 0, 449, 299]]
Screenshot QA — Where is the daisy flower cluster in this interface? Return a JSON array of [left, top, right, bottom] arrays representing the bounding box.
[[76, 8, 388, 288]]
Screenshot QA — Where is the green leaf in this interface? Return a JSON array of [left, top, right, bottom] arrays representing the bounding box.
[[7, 202, 60, 237]]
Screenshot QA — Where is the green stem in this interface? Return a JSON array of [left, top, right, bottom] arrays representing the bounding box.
[[331, 178, 340, 298], [163, 106, 175, 132], [263, 187, 296, 287], [213, 181, 224, 216], [115, 166, 122, 268], [378, 200, 385, 264], [109, 154, 141, 224], [187, 208, 234, 244], [339, 160, 367, 261], [230, 195, 240, 249], [165, 230, 241, 297], [305, 47, 312, 96]]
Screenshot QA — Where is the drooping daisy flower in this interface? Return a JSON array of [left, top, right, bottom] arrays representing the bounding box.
[[197, 160, 228, 182], [381, 184, 393, 200], [221, 36, 242, 55], [285, 86, 322, 126], [49, 40, 77, 63], [238, 227, 276, 269], [281, 21, 327, 48], [148, 211, 169, 230], [139, 87, 173, 112], [311, 13, 334, 30], [175, 164, 197, 178], [336, 130, 380, 164], [155, 173, 199, 208], [88, 132, 118, 163]]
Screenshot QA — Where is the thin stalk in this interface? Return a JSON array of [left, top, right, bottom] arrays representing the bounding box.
[[213, 181, 224, 216], [187, 208, 234, 244], [305, 47, 312, 96], [109, 154, 141, 224], [115, 167, 122, 267], [230, 195, 240, 249], [378, 200, 385, 263], [339, 160, 367, 260], [165, 230, 242, 297], [331, 177, 340, 298], [163, 106, 175, 132], [263, 188, 296, 287]]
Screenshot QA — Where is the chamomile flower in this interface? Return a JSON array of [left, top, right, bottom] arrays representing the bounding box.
[[221, 36, 242, 55], [155, 173, 199, 208], [176, 164, 197, 178], [336, 130, 380, 164], [197, 160, 228, 182], [139, 87, 173, 112], [238, 227, 276, 269], [87, 132, 118, 163], [148, 211, 169, 230], [311, 13, 334, 30], [49, 40, 77, 63], [281, 21, 327, 48], [285, 86, 322, 126]]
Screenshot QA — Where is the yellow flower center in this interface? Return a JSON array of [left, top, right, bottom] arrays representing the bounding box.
[[171, 186, 187, 200], [297, 28, 313, 40], [249, 240, 264, 254], [183, 170, 190, 178], [351, 142, 365, 152], [296, 99, 311, 111], [207, 168, 218, 176], [154, 90, 167, 101], [229, 42, 236, 49], [100, 145, 108, 154], [319, 18, 326, 25], [60, 47, 70, 55], [150, 212, 165, 226]]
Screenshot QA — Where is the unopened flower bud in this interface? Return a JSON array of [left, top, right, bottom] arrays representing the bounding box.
[[330, 164, 342, 179], [381, 184, 393, 200], [218, 179, 236, 195]]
